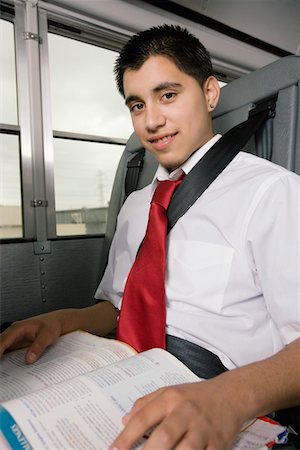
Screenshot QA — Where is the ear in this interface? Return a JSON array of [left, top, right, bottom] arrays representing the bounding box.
[[203, 76, 220, 112]]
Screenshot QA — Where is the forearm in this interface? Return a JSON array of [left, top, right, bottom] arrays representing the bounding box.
[[215, 337, 300, 421], [59, 301, 119, 337]]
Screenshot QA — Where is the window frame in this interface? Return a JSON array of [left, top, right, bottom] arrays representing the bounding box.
[[0, 0, 132, 242], [0, 1, 37, 241]]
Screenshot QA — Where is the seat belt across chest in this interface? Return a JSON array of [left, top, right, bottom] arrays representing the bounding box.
[[167, 97, 277, 232]]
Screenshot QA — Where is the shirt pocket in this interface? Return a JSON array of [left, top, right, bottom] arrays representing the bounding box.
[[166, 240, 234, 314]]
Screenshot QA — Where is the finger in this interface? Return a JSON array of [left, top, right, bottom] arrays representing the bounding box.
[[25, 325, 61, 363], [123, 389, 164, 425], [143, 392, 212, 450], [175, 420, 210, 450], [142, 399, 206, 450], [175, 429, 208, 450], [110, 394, 167, 450], [142, 411, 189, 450], [176, 418, 235, 450], [0, 323, 37, 356]]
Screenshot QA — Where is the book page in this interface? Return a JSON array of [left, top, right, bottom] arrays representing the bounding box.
[[233, 417, 288, 449], [0, 348, 198, 449], [89, 347, 199, 414], [0, 330, 135, 402], [0, 348, 288, 450]]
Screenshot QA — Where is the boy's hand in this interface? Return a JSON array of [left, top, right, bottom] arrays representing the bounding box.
[[110, 378, 245, 450], [0, 312, 65, 363]]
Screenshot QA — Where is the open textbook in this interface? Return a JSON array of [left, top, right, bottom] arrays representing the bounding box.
[[0, 330, 288, 450]]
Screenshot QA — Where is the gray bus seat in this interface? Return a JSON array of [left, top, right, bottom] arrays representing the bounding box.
[[98, 134, 157, 279], [98, 55, 300, 282], [213, 55, 300, 174]]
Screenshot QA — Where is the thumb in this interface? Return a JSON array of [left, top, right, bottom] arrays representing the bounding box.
[[25, 348, 38, 364], [25, 327, 60, 364]]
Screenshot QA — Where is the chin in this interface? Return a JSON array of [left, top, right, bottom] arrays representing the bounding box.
[[157, 154, 183, 172], [162, 162, 181, 172]]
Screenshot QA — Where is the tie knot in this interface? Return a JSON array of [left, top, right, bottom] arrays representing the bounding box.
[[152, 177, 183, 210]]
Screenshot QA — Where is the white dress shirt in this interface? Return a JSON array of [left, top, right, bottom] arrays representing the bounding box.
[[95, 135, 300, 369]]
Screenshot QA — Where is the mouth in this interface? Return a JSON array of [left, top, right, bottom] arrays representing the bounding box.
[[147, 132, 177, 145]]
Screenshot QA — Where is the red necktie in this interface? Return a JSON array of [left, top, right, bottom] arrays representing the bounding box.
[[117, 176, 183, 352]]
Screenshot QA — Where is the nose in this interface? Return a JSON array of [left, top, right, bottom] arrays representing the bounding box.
[[145, 104, 166, 132]]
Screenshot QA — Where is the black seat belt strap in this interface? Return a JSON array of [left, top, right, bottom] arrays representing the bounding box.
[[167, 98, 277, 232], [125, 148, 145, 198]]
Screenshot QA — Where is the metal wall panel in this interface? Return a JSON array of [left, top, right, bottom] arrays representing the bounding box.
[[0, 237, 104, 326], [1, 242, 41, 325], [43, 238, 104, 312]]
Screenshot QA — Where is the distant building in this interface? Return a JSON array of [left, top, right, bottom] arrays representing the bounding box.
[[0, 205, 108, 238], [0, 205, 22, 238], [56, 206, 108, 235]]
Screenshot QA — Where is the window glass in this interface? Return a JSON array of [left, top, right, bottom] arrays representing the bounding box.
[[0, 19, 18, 125], [48, 33, 133, 236], [48, 33, 133, 138], [0, 134, 22, 238], [53, 139, 124, 235], [0, 18, 21, 239]]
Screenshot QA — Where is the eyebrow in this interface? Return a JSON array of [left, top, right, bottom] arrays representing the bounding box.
[[125, 82, 183, 106], [152, 81, 182, 92], [125, 95, 141, 107]]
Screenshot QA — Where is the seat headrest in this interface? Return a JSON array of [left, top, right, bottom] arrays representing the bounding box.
[[126, 132, 144, 154], [214, 55, 300, 118]]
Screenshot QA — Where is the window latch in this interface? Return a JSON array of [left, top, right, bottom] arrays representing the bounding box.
[[31, 200, 48, 207], [23, 32, 42, 44]]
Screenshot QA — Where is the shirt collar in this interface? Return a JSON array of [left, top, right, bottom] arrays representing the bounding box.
[[153, 134, 222, 187]]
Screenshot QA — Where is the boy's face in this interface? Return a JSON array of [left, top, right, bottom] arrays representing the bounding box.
[[123, 55, 219, 171]]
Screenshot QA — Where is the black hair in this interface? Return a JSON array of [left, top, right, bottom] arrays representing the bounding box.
[[114, 24, 214, 97]]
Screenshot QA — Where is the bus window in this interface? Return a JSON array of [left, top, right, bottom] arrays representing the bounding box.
[[53, 139, 123, 235], [47, 33, 132, 236], [0, 18, 22, 239], [0, 19, 17, 124]]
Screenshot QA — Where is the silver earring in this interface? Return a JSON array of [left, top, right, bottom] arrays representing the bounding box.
[[210, 104, 215, 109]]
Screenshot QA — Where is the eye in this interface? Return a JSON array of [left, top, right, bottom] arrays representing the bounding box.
[[130, 102, 144, 113], [162, 92, 176, 102]]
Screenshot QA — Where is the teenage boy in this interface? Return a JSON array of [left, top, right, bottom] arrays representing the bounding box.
[[1, 25, 299, 450]]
